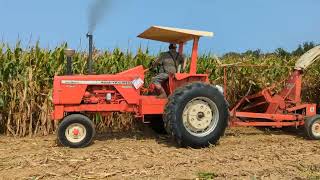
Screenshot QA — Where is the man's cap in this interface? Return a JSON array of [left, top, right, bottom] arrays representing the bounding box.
[[169, 43, 177, 49]]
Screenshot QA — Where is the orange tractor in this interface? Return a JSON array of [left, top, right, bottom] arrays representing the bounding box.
[[53, 26, 320, 148], [52, 26, 229, 148]]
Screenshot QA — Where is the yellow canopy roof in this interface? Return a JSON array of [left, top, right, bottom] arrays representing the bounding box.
[[138, 26, 214, 44]]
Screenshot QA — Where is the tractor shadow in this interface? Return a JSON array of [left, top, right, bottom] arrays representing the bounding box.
[[93, 125, 308, 147], [93, 123, 178, 148]]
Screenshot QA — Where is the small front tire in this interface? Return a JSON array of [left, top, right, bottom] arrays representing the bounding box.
[[305, 115, 320, 140], [57, 114, 95, 148]]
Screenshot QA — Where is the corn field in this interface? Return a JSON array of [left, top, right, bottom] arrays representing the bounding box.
[[0, 41, 319, 137]]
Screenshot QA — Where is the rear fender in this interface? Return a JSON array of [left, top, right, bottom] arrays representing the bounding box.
[[168, 73, 208, 94]]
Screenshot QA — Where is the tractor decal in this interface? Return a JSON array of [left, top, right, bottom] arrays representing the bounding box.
[[61, 80, 133, 85]]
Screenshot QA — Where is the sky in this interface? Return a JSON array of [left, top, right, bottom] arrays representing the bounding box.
[[0, 0, 319, 55]]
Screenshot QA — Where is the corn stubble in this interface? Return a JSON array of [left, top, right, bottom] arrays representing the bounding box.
[[0, 42, 319, 136]]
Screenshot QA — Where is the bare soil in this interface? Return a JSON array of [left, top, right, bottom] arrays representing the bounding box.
[[0, 127, 319, 180]]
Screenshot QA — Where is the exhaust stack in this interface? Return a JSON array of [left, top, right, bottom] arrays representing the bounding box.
[[86, 33, 93, 74]]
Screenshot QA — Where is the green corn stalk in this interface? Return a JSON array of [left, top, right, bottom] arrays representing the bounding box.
[[0, 41, 318, 136]]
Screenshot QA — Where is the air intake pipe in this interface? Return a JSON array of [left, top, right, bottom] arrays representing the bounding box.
[[64, 48, 75, 75]]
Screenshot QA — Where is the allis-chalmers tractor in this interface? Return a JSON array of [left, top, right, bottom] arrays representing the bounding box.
[[52, 26, 229, 148], [53, 26, 320, 148]]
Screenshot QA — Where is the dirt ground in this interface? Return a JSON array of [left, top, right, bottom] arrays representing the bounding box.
[[0, 127, 320, 180]]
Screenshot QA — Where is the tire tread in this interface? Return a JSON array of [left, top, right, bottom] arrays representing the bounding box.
[[163, 82, 229, 147]]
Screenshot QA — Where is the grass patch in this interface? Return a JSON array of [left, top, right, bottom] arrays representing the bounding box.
[[197, 172, 218, 180]]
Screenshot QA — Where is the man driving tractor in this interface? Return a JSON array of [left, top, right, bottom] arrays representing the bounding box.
[[151, 43, 186, 98]]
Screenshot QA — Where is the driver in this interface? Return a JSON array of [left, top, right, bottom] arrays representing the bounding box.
[[151, 43, 186, 98]]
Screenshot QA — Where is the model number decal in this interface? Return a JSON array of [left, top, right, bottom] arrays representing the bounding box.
[[61, 80, 132, 85]]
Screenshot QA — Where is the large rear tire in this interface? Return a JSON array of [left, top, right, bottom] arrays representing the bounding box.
[[57, 114, 95, 148], [164, 82, 229, 147]]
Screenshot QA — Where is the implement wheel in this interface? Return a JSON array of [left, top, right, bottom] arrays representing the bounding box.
[[305, 115, 320, 140], [164, 82, 229, 148], [57, 114, 95, 148]]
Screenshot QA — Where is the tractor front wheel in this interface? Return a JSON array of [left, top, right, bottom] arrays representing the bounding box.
[[57, 114, 95, 148], [305, 115, 320, 140], [164, 82, 229, 148]]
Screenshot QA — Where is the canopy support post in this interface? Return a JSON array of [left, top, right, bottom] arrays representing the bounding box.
[[178, 42, 184, 54], [190, 37, 199, 74]]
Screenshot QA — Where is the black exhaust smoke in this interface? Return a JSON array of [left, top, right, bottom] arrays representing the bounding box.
[[86, 33, 93, 74], [87, 0, 109, 34], [86, 0, 110, 74]]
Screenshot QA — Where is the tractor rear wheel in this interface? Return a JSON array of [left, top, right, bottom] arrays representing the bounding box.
[[305, 115, 320, 140], [57, 114, 95, 148], [164, 82, 229, 147]]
